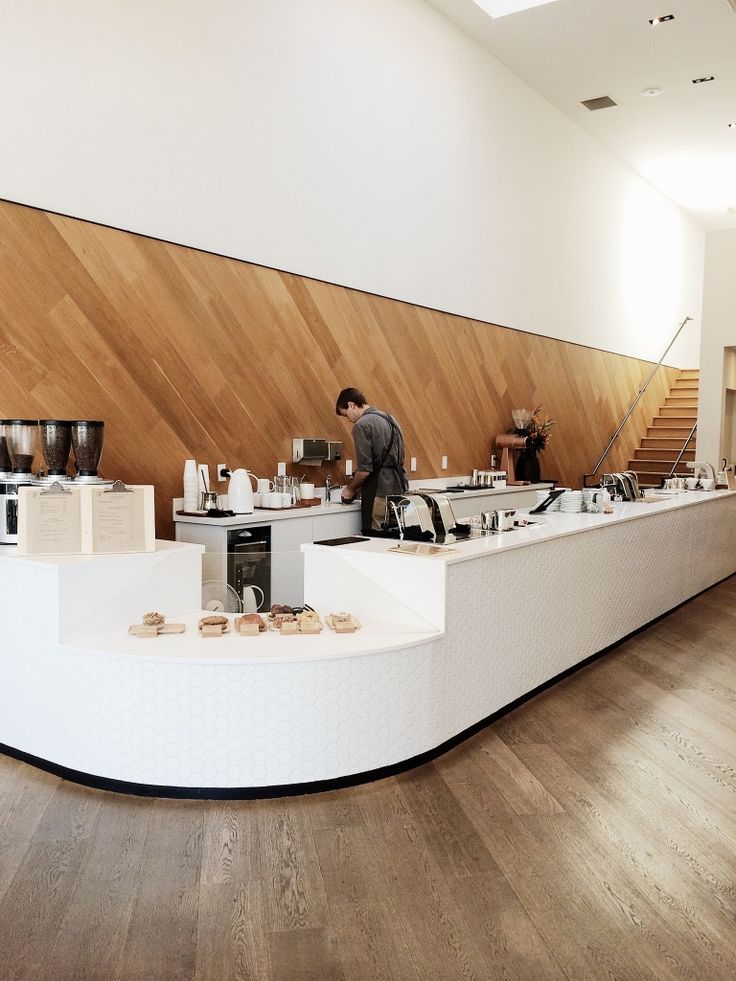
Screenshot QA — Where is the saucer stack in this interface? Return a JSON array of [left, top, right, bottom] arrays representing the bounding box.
[[535, 489, 561, 511], [559, 490, 583, 513]]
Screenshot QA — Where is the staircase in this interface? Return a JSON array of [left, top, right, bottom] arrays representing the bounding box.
[[628, 369, 699, 487]]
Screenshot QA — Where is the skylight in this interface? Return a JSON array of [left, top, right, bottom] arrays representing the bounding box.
[[470, 0, 559, 18]]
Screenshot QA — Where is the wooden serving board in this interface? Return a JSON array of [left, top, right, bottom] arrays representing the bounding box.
[[238, 622, 261, 636], [128, 623, 186, 637], [325, 615, 361, 633], [200, 624, 230, 637]]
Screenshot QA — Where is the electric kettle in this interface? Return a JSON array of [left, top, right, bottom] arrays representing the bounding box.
[[227, 469, 257, 514]]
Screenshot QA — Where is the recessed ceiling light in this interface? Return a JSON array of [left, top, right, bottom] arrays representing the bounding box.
[[649, 14, 675, 25], [729, 122, 736, 129], [469, 0, 559, 19], [692, 76, 715, 84], [641, 87, 663, 97]]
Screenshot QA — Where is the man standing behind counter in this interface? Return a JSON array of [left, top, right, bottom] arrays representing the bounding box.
[[335, 387, 409, 532]]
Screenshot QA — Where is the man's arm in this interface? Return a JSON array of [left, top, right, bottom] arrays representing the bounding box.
[[341, 470, 370, 502]]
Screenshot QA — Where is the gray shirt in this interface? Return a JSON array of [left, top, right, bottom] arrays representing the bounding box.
[[353, 407, 409, 498]]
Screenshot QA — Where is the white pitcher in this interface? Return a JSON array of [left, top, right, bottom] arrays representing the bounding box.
[[227, 469, 258, 513], [242, 584, 265, 613]]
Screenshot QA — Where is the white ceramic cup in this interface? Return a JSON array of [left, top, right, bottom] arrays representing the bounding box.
[[301, 482, 315, 499], [701, 477, 714, 491], [264, 492, 282, 508], [253, 492, 262, 507], [242, 584, 265, 613], [685, 477, 699, 490], [257, 478, 273, 495]]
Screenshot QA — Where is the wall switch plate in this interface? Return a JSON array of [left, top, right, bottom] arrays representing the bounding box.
[[410, 457, 417, 472], [217, 463, 228, 482], [277, 461, 286, 476], [345, 459, 353, 476], [441, 455, 448, 469]]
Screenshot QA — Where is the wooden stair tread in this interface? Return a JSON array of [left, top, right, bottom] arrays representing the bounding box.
[[625, 369, 698, 487]]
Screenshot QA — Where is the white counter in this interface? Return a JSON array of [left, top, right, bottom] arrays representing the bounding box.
[[2, 491, 733, 795], [173, 481, 553, 606]]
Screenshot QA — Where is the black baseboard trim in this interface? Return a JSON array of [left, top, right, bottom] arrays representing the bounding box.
[[1, 572, 732, 800]]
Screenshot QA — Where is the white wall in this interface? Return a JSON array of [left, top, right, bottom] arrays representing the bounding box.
[[0, 0, 703, 365], [697, 230, 736, 466]]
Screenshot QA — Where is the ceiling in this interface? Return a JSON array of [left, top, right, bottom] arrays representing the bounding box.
[[426, 0, 736, 229]]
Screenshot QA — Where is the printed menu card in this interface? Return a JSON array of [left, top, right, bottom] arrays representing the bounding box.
[[17, 483, 155, 555]]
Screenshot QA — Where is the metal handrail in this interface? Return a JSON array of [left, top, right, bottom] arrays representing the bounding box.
[[666, 423, 697, 480], [584, 315, 693, 485]]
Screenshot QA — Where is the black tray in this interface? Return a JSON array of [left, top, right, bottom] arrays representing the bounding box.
[[313, 536, 371, 547]]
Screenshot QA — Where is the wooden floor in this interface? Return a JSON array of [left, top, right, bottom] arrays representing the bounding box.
[[2, 580, 736, 980]]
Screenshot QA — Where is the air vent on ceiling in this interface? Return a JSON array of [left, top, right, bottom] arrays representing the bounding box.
[[581, 96, 618, 111]]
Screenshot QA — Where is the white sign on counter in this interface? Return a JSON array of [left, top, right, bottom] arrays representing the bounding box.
[[17, 483, 155, 555]]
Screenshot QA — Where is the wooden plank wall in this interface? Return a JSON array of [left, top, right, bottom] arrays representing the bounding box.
[[0, 199, 679, 537]]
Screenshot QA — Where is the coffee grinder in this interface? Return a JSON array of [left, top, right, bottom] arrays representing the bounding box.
[[0, 419, 38, 544], [71, 420, 107, 482], [494, 433, 529, 485], [32, 419, 75, 485]]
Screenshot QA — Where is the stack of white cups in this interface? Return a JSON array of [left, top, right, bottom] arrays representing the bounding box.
[[183, 459, 199, 511]]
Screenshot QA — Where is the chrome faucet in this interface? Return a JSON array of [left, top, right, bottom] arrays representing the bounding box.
[[325, 474, 332, 504]]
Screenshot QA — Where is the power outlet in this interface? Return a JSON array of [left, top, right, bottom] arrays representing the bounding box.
[[441, 455, 448, 470], [345, 459, 353, 477], [410, 457, 417, 472], [217, 463, 228, 482]]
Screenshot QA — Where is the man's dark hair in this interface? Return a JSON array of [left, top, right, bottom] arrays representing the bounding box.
[[335, 387, 367, 414]]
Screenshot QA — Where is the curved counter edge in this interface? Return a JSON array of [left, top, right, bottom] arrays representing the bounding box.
[[2, 495, 735, 795], [0, 576, 717, 799]]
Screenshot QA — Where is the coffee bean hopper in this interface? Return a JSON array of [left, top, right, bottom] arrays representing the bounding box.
[[71, 420, 106, 482], [0, 420, 37, 545]]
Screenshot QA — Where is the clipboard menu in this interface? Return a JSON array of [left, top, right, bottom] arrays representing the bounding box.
[[17, 484, 82, 555], [17, 482, 155, 555], [82, 483, 155, 553]]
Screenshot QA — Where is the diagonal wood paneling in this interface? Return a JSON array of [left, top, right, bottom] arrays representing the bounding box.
[[0, 199, 679, 537]]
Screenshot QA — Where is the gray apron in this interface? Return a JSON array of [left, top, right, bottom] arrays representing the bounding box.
[[360, 411, 405, 533]]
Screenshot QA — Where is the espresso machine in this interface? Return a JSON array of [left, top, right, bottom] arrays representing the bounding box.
[[0, 419, 37, 544]]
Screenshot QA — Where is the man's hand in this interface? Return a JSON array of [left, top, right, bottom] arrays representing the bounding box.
[[341, 486, 356, 503]]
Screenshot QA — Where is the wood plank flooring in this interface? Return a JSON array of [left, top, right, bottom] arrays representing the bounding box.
[[2, 578, 736, 980]]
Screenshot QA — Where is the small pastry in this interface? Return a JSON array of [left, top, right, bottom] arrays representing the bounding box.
[[270, 603, 293, 616], [199, 615, 228, 629], [236, 613, 267, 632], [142, 612, 165, 626], [272, 613, 298, 629]]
